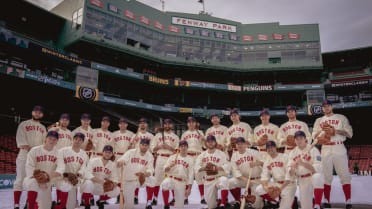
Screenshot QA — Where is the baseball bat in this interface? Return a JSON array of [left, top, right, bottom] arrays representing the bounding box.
[[240, 168, 252, 209], [119, 166, 125, 209]]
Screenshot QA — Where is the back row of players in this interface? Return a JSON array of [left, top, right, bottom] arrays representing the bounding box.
[[13, 101, 353, 209]]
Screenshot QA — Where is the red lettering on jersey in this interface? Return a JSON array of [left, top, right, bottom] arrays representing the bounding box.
[[175, 159, 189, 168], [293, 154, 311, 162], [36, 155, 57, 163], [267, 161, 284, 170], [202, 156, 221, 164], [25, 125, 45, 134], [256, 128, 275, 137], [131, 157, 148, 166], [228, 127, 245, 136], [114, 135, 132, 142], [183, 133, 201, 140], [208, 130, 224, 136], [282, 124, 303, 133], [320, 120, 339, 127], [235, 156, 253, 166]]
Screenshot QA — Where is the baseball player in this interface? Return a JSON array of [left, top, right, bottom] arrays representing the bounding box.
[[80, 145, 120, 209], [23, 131, 59, 209], [112, 117, 134, 158], [288, 131, 324, 209], [13, 105, 47, 209], [181, 116, 206, 204], [312, 100, 353, 209], [48, 113, 72, 150], [252, 109, 279, 154], [53, 132, 89, 209], [228, 137, 264, 209], [117, 138, 155, 209], [227, 109, 253, 159], [256, 140, 296, 209], [128, 117, 154, 204], [92, 116, 112, 155], [194, 135, 230, 209], [278, 105, 312, 153], [149, 118, 179, 205], [161, 140, 194, 209], [71, 113, 94, 151], [205, 114, 228, 151]]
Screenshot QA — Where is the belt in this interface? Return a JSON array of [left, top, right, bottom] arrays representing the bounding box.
[[187, 152, 200, 156], [299, 173, 312, 178], [258, 148, 267, 152], [276, 180, 285, 184], [325, 141, 343, 145], [96, 153, 103, 156], [115, 152, 124, 155], [286, 146, 295, 150], [206, 177, 218, 181], [169, 176, 183, 182], [158, 154, 171, 157], [250, 177, 260, 180]]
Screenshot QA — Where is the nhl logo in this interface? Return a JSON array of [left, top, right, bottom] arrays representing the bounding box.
[[77, 87, 97, 101], [308, 105, 322, 115]]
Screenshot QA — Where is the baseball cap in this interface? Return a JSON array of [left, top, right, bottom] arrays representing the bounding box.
[[103, 145, 113, 152], [179, 140, 188, 147], [59, 113, 70, 120], [140, 138, 150, 145], [81, 113, 91, 120], [286, 105, 297, 113], [187, 116, 196, 123], [266, 140, 277, 148], [230, 109, 239, 115], [73, 132, 85, 141], [119, 117, 128, 123], [236, 137, 246, 143], [102, 116, 110, 122], [32, 105, 44, 113], [164, 118, 173, 124], [46, 131, 59, 139], [260, 108, 270, 116], [206, 135, 216, 141], [210, 113, 220, 119], [138, 117, 148, 123], [322, 100, 332, 106], [294, 131, 306, 138]]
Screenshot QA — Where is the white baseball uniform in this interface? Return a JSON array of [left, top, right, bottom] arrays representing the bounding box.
[[161, 153, 194, 207], [227, 122, 253, 145], [23, 145, 58, 209], [287, 145, 324, 209], [194, 149, 230, 209], [112, 129, 134, 155], [181, 129, 205, 185], [80, 157, 120, 199], [256, 153, 296, 209], [71, 126, 94, 150], [312, 113, 352, 203], [205, 125, 228, 147], [92, 128, 112, 154], [49, 127, 72, 150], [253, 123, 279, 152], [278, 120, 312, 152], [14, 119, 47, 193], [150, 131, 179, 187], [229, 148, 263, 208], [117, 149, 155, 209], [130, 131, 154, 149]]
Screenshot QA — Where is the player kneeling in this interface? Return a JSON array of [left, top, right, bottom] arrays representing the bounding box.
[[80, 145, 119, 209], [161, 140, 193, 209]]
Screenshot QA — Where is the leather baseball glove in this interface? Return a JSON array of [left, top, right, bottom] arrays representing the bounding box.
[[63, 173, 79, 186], [229, 137, 237, 150], [205, 162, 218, 176], [322, 124, 336, 136], [85, 139, 93, 151], [103, 179, 115, 193], [257, 134, 268, 146], [33, 169, 50, 184], [267, 186, 281, 199], [216, 143, 224, 151], [286, 135, 296, 147], [135, 172, 146, 186], [244, 194, 256, 204], [316, 133, 331, 145]]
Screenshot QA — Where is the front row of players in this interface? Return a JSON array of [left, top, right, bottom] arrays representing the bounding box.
[[24, 128, 327, 209]]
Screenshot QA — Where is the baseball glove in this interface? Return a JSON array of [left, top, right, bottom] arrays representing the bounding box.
[[135, 172, 146, 186], [103, 179, 115, 193], [257, 134, 268, 146], [229, 137, 237, 150], [244, 194, 256, 204], [63, 173, 79, 186], [205, 162, 218, 176], [322, 124, 336, 136], [286, 135, 296, 147], [267, 186, 281, 199], [216, 143, 224, 151], [316, 133, 331, 145], [85, 139, 93, 151], [33, 169, 50, 184]]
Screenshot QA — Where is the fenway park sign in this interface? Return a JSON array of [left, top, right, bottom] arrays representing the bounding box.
[[172, 17, 236, 32]]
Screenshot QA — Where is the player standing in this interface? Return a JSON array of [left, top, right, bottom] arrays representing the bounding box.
[[48, 113, 72, 150], [150, 119, 179, 205], [194, 135, 230, 209], [278, 105, 312, 153], [288, 131, 324, 209], [205, 114, 228, 151], [112, 117, 134, 158], [161, 140, 194, 209], [92, 116, 112, 155], [312, 100, 353, 209], [181, 116, 206, 204], [117, 138, 155, 209], [71, 113, 94, 151], [252, 109, 279, 153], [13, 105, 47, 209], [22, 131, 59, 209]]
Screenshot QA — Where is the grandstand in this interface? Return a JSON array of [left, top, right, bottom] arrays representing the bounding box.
[[0, 0, 371, 177]]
